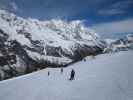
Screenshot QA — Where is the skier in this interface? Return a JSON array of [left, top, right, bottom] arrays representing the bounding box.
[[83, 58, 86, 62], [48, 71, 50, 76], [69, 69, 75, 81], [60, 68, 63, 73]]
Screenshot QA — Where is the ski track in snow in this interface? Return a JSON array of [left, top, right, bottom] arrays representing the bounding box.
[[0, 51, 133, 100]]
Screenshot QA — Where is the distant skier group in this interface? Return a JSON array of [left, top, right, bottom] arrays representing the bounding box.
[[47, 68, 75, 81]]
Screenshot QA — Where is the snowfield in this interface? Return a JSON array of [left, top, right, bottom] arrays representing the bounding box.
[[0, 51, 133, 100]]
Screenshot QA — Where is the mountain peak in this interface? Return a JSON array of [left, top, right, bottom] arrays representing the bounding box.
[[0, 9, 104, 80]]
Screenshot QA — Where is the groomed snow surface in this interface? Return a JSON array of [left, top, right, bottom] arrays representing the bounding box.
[[0, 51, 133, 100]]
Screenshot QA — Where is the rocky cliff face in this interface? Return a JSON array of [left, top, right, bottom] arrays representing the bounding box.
[[0, 9, 105, 80]]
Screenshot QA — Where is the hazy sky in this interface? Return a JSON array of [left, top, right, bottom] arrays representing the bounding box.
[[0, 0, 133, 35]]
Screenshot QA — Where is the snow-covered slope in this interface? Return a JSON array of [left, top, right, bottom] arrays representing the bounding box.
[[0, 51, 133, 100], [0, 9, 104, 80]]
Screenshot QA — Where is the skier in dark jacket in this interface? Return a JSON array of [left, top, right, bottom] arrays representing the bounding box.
[[60, 68, 63, 73], [48, 71, 50, 76], [69, 69, 75, 80]]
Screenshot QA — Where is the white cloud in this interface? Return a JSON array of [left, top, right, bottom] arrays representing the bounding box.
[[91, 18, 133, 34], [98, 0, 133, 15], [98, 9, 124, 15], [112, 0, 133, 9], [10, 2, 18, 11]]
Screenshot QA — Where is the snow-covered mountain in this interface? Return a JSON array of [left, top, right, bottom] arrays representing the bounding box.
[[104, 34, 133, 53], [0, 9, 104, 80]]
